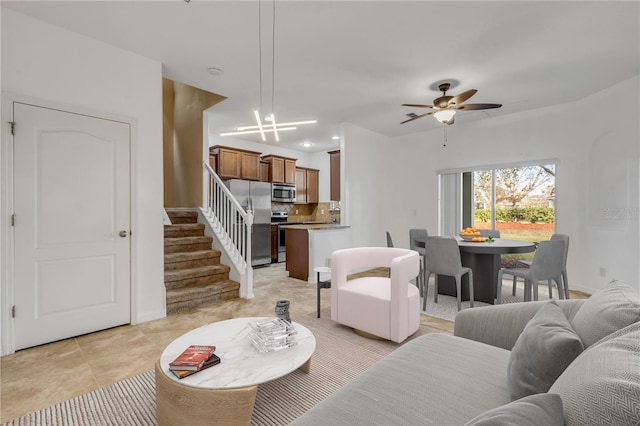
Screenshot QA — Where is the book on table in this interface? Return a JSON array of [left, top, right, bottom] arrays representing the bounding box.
[[171, 353, 221, 379], [169, 345, 217, 371]]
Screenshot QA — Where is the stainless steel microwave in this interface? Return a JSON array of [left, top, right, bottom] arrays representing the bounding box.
[[272, 183, 296, 203]]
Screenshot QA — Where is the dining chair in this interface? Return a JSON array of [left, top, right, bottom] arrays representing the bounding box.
[[479, 229, 501, 238], [497, 239, 565, 303], [511, 234, 570, 299], [409, 228, 428, 292], [422, 236, 474, 312], [386, 231, 394, 248]]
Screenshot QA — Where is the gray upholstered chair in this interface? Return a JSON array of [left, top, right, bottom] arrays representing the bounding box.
[[479, 229, 501, 238], [422, 236, 474, 312], [386, 231, 394, 248], [497, 239, 565, 303], [409, 228, 428, 291], [512, 234, 570, 299]]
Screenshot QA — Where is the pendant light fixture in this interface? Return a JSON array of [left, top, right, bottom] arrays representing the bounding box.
[[221, 0, 316, 141]]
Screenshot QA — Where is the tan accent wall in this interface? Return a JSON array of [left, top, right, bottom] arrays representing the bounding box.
[[163, 78, 226, 207]]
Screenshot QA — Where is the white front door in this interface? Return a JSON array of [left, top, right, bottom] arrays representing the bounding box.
[[13, 102, 131, 350]]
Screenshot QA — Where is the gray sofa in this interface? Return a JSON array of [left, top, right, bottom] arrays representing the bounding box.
[[292, 280, 640, 425]]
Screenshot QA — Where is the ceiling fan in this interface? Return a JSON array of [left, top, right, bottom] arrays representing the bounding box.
[[401, 83, 502, 125]]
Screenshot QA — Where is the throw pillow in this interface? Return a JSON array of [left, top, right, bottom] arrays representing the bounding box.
[[508, 300, 584, 400], [549, 321, 640, 425], [464, 393, 564, 426], [570, 280, 640, 348]]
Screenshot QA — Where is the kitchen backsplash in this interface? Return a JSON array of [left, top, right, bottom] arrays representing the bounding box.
[[272, 202, 341, 223]]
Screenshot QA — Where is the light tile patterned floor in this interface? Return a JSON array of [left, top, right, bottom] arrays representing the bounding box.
[[0, 263, 453, 422]]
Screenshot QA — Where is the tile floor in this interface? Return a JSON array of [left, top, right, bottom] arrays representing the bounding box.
[[0, 263, 587, 423], [0, 263, 454, 422]]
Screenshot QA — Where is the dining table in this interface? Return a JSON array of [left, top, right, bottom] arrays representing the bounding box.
[[415, 236, 536, 304]]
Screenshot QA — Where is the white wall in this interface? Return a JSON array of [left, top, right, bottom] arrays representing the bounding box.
[[1, 9, 166, 353], [207, 129, 332, 201], [343, 76, 639, 295], [342, 123, 393, 247]]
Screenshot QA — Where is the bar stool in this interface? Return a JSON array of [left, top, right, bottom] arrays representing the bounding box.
[[314, 266, 331, 318]]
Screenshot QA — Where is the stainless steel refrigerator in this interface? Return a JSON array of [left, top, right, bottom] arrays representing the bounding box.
[[224, 179, 272, 267]]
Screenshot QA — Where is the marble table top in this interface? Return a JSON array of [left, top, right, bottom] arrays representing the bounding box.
[[159, 317, 316, 389]]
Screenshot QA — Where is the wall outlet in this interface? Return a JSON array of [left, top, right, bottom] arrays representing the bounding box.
[[321, 209, 324, 214], [295, 209, 299, 214], [599, 267, 606, 277]]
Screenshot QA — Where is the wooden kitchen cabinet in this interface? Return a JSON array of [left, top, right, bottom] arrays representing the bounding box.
[[328, 150, 340, 201], [306, 169, 319, 204], [295, 167, 319, 204], [271, 224, 278, 262], [295, 168, 307, 204], [261, 155, 297, 183], [284, 159, 296, 183], [209, 153, 217, 173], [259, 160, 270, 183], [210, 146, 261, 181]]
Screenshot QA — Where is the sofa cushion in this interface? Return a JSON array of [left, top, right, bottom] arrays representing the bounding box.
[[464, 393, 564, 426], [508, 300, 584, 400], [549, 321, 640, 425], [570, 280, 640, 347], [291, 333, 512, 425]]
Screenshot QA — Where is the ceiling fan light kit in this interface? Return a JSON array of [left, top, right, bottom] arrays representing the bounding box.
[[434, 109, 456, 124], [401, 82, 502, 126]]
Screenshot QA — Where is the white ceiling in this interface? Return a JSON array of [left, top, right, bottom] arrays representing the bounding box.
[[3, 1, 639, 153]]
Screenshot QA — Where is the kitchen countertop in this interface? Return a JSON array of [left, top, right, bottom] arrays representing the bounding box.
[[280, 224, 350, 230]]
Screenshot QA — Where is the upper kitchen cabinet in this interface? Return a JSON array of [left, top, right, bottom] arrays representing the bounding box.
[[306, 169, 319, 204], [259, 160, 270, 183], [295, 167, 319, 204], [261, 155, 296, 184], [210, 145, 261, 181], [328, 150, 340, 201]]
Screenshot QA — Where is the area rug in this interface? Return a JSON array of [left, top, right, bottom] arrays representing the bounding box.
[[2, 311, 432, 426], [421, 279, 555, 322]]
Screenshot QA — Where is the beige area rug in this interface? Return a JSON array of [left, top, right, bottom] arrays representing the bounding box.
[[2, 311, 432, 426], [346, 266, 557, 322], [421, 279, 556, 322]]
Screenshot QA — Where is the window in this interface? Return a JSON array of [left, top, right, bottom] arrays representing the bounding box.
[[439, 160, 557, 266]]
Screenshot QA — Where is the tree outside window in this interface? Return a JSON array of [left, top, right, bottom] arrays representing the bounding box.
[[471, 164, 556, 267]]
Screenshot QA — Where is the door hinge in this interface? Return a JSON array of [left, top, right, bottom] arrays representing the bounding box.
[[10, 214, 16, 226], [10, 121, 16, 136], [11, 305, 16, 318]]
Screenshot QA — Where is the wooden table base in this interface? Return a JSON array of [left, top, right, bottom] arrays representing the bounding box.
[[155, 358, 312, 425], [155, 361, 257, 426]]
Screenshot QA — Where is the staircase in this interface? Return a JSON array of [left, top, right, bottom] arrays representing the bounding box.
[[164, 211, 240, 314]]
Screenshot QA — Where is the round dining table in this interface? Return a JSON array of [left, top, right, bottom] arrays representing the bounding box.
[[415, 236, 536, 304]]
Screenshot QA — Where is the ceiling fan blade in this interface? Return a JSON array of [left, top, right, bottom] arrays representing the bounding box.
[[449, 89, 477, 106], [456, 103, 502, 111], [400, 111, 433, 124], [401, 103, 434, 109]]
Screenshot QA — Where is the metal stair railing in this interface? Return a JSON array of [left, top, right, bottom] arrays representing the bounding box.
[[202, 162, 254, 298]]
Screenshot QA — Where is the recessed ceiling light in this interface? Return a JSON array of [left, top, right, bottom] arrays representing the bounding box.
[[301, 142, 313, 147], [332, 136, 340, 140], [207, 67, 223, 76]]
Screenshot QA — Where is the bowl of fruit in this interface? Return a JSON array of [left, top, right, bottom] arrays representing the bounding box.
[[459, 227, 481, 241]]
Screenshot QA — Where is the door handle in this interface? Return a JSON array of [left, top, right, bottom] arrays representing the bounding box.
[[119, 230, 129, 237]]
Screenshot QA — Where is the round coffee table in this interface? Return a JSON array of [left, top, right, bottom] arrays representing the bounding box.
[[155, 317, 316, 426]]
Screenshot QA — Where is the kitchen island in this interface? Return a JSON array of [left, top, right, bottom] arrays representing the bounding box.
[[283, 224, 351, 283]]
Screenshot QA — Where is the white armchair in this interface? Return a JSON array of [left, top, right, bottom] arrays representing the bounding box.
[[330, 247, 421, 343]]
